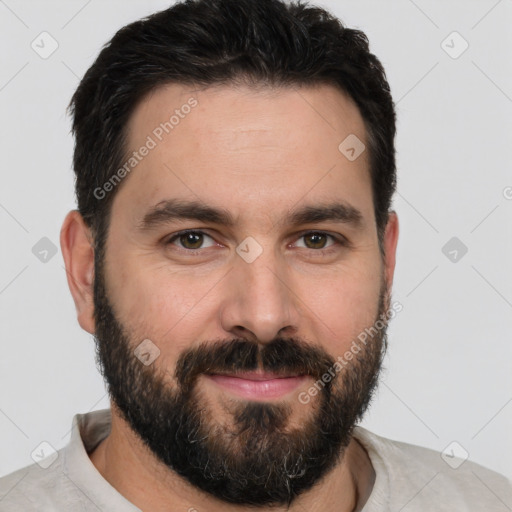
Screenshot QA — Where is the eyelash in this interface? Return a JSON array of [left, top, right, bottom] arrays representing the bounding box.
[[164, 229, 348, 255]]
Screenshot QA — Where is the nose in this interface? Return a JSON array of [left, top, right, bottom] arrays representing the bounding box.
[[218, 246, 302, 344]]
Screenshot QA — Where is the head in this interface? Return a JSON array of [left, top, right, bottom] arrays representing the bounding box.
[[61, 0, 399, 507]]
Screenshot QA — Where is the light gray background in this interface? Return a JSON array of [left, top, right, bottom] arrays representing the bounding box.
[[1, 0, 511, 481]]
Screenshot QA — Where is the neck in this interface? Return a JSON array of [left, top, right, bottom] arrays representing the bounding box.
[[89, 406, 374, 512]]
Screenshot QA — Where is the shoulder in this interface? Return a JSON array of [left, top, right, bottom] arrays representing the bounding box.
[[353, 426, 512, 511], [0, 448, 81, 511]]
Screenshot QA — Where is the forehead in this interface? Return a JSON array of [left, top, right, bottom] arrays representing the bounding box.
[[128, 82, 366, 148], [113, 82, 373, 229]]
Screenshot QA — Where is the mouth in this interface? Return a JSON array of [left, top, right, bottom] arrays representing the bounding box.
[[204, 371, 309, 400]]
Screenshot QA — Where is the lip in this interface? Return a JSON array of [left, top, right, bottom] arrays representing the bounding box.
[[205, 372, 308, 400]]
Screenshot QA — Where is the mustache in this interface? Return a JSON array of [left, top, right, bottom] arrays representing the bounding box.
[[174, 338, 336, 394]]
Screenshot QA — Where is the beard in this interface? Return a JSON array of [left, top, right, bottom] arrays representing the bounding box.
[[92, 253, 390, 507]]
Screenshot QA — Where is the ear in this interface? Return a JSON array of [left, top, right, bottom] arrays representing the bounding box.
[[382, 211, 399, 291], [60, 210, 95, 334]]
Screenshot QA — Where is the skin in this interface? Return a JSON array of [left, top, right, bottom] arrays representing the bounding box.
[[60, 82, 399, 512]]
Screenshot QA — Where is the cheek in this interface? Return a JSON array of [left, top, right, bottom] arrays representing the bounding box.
[[304, 264, 383, 353], [106, 257, 216, 353]]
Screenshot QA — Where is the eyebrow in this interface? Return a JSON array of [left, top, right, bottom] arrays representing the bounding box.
[[137, 198, 364, 232]]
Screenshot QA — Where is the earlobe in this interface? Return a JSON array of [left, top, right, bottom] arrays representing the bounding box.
[[383, 211, 399, 291], [60, 210, 96, 334]]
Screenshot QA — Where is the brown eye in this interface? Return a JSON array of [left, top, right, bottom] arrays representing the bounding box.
[[303, 232, 329, 249], [179, 232, 203, 249], [295, 231, 338, 250], [166, 231, 216, 250]]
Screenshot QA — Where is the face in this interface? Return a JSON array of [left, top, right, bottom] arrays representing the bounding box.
[[90, 83, 397, 506]]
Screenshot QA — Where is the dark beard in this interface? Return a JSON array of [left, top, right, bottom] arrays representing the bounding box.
[[92, 254, 389, 507]]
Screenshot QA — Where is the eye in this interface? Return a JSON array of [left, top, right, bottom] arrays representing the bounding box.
[[293, 231, 342, 251], [164, 229, 347, 254], [166, 230, 217, 250]]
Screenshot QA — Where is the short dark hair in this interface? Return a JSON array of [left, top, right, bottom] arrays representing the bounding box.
[[68, 0, 396, 255]]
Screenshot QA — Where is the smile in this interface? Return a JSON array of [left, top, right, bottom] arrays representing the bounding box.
[[205, 372, 309, 400]]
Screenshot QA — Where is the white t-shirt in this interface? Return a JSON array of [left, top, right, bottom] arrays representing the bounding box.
[[0, 408, 510, 511]]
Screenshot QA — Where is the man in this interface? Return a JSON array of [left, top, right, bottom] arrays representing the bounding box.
[[0, 0, 510, 510]]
